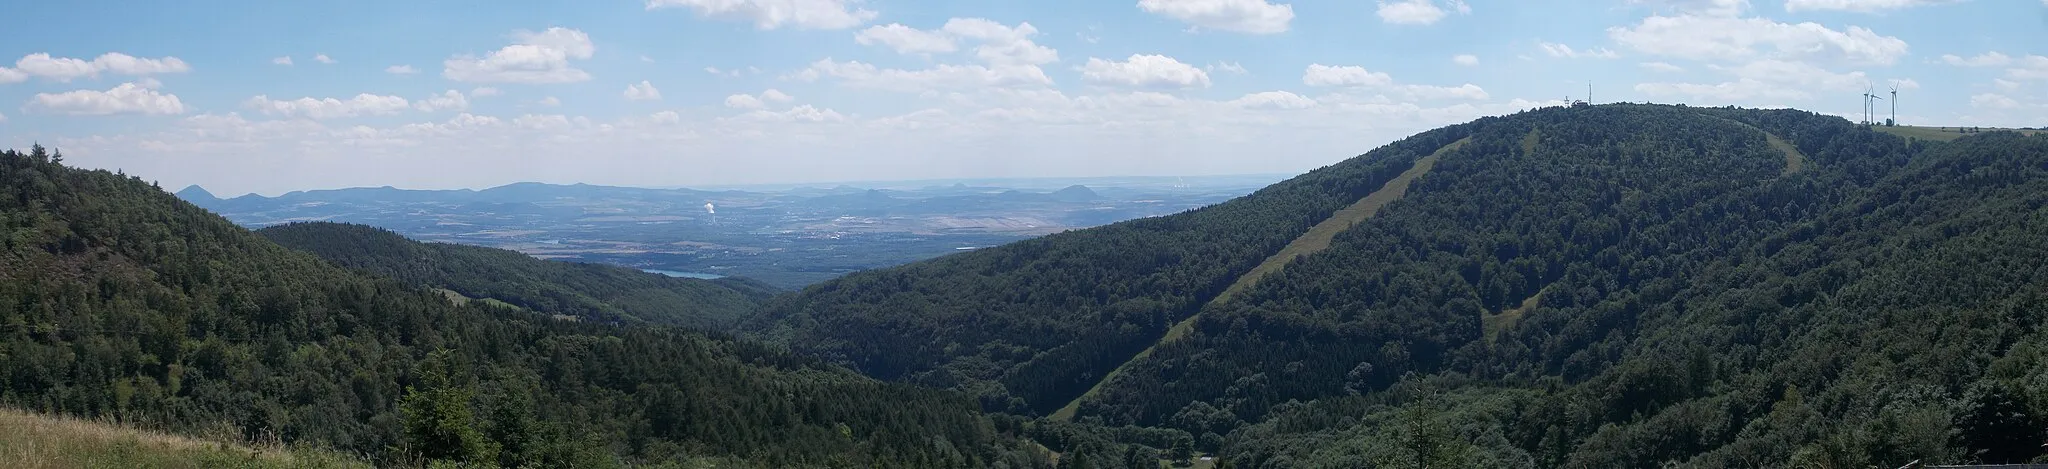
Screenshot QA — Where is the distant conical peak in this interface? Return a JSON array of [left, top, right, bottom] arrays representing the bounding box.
[[175, 185, 217, 200]]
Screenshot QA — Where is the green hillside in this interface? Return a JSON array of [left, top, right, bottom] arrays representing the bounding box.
[[750, 105, 2048, 467], [740, 121, 1480, 415], [0, 146, 1048, 468], [256, 221, 774, 330]]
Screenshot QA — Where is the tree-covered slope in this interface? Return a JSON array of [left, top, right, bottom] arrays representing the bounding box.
[[256, 221, 773, 330], [1069, 106, 2048, 467], [740, 122, 1482, 415], [0, 146, 1048, 468]]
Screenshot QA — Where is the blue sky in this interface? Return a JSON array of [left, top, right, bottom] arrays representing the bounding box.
[[1, 0, 2044, 195]]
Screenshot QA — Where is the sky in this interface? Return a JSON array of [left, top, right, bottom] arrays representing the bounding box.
[[0, 0, 2044, 196]]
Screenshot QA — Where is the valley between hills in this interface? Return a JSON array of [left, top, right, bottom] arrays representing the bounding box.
[[5, 103, 2048, 468]]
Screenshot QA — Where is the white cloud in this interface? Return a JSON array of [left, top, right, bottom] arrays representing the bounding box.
[[644, 0, 876, 30], [1209, 61, 1248, 74], [1136, 0, 1295, 34], [314, 54, 336, 64], [0, 111, 8, 123], [1640, 61, 1686, 72], [724, 94, 767, 109], [941, 18, 1059, 66], [1400, 83, 1489, 100], [1539, 42, 1619, 59], [1784, 0, 1965, 13], [272, 56, 293, 66], [2006, 55, 2048, 81], [1941, 52, 2010, 67], [470, 87, 502, 97], [443, 27, 596, 84], [10, 53, 191, 82], [28, 79, 185, 115], [856, 23, 958, 54], [1079, 54, 1211, 89], [386, 65, 419, 74], [245, 93, 413, 119], [537, 96, 561, 107], [730, 104, 849, 123], [0, 68, 24, 84], [650, 110, 681, 124], [1302, 64, 1393, 87], [1628, 0, 1751, 16], [1970, 93, 2020, 110], [726, 90, 797, 109], [800, 59, 1054, 91], [624, 80, 663, 101], [1452, 54, 1478, 66], [1609, 15, 1909, 65], [1635, 59, 1876, 102], [1231, 91, 1315, 110], [1376, 0, 1471, 25], [415, 90, 469, 112]]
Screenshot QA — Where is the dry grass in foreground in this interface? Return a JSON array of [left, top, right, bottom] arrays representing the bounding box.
[[0, 408, 368, 469]]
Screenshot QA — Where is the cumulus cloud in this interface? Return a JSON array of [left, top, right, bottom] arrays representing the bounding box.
[[386, 65, 419, 74], [1640, 61, 1686, 72], [1136, 0, 1295, 34], [1784, 0, 1965, 12], [272, 56, 294, 66], [1940, 51, 2010, 67], [246, 93, 413, 119], [537, 97, 561, 107], [443, 27, 596, 84], [1376, 0, 1471, 25], [1302, 64, 1393, 87], [644, 0, 876, 30], [1635, 59, 1878, 102], [1208, 61, 1248, 74], [1609, 15, 1909, 65], [1627, 0, 1750, 16], [1539, 42, 1620, 59], [855, 23, 958, 54], [721, 89, 803, 110], [29, 79, 185, 115], [1079, 54, 1210, 89], [1231, 91, 1316, 110], [415, 90, 469, 112], [624, 80, 663, 100], [799, 59, 1054, 91], [8, 52, 191, 82], [1452, 54, 1478, 66], [314, 54, 337, 64]]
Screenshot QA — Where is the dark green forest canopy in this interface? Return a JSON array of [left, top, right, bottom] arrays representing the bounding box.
[[740, 121, 1478, 415], [0, 145, 1049, 468], [256, 221, 775, 330], [747, 104, 2048, 468]]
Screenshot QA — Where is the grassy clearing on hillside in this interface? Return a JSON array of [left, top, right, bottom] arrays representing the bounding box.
[[1878, 125, 2045, 142], [1049, 137, 1473, 421], [1483, 289, 1545, 342], [0, 408, 368, 469], [1701, 115, 1807, 175]]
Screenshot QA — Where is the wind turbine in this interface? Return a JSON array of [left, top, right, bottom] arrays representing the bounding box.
[[1888, 82, 1898, 126]]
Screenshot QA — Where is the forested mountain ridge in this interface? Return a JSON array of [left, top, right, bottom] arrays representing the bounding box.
[[0, 146, 1049, 468], [256, 221, 774, 330], [740, 121, 1480, 416], [748, 104, 2048, 467]]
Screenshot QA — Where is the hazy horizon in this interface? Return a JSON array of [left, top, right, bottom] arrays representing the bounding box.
[[3, 0, 2044, 195]]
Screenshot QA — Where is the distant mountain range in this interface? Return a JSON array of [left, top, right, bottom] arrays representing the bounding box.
[[176, 176, 1282, 288]]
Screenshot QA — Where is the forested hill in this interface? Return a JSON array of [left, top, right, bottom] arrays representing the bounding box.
[[740, 120, 1479, 415], [749, 104, 2048, 467], [0, 146, 1049, 468], [257, 221, 774, 330]]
